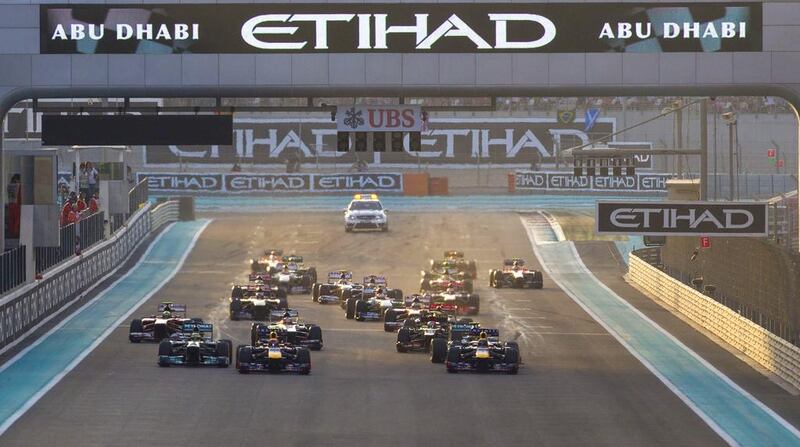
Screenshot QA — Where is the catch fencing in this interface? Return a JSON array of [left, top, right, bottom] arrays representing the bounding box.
[[0, 246, 26, 295], [629, 253, 800, 390], [0, 201, 181, 352]]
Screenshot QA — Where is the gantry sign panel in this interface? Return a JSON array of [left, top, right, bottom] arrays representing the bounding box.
[[40, 3, 762, 54]]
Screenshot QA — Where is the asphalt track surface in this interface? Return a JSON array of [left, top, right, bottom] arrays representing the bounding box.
[[1, 212, 799, 447]]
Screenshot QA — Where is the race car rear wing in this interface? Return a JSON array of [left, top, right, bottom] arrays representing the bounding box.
[[282, 255, 304, 263], [181, 323, 213, 334], [264, 249, 283, 257], [249, 273, 272, 282], [444, 251, 464, 259], [327, 271, 353, 283], [269, 309, 300, 321], [470, 328, 499, 337], [158, 302, 186, 314], [363, 275, 387, 285], [503, 258, 526, 266]]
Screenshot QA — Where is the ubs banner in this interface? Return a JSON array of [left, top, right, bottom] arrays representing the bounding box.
[[41, 3, 761, 54], [143, 117, 615, 167], [515, 171, 672, 193], [138, 172, 403, 193], [596, 201, 769, 236]]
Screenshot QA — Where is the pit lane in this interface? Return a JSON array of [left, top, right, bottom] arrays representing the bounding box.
[[1, 211, 797, 446]]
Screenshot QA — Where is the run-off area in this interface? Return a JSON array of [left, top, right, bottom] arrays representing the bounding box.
[[1, 212, 798, 447]]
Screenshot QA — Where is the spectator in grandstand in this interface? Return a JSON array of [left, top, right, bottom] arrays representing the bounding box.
[[88, 193, 99, 214], [61, 192, 77, 226], [86, 162, 99, 199], [6, 174, 20, 202], [76, 192, 87, 213], [78, 162, 88, 196]]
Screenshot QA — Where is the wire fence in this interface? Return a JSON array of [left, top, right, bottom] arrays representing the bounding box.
[[35, 212, 104, 274]]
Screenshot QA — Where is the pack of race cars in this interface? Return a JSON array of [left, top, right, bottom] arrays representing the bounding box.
[[129, 249, 540, 375]]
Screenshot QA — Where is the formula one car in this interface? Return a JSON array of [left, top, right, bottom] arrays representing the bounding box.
[[427, 289, 480, 315], [313, 271, 357, 304], [489, 259, 543, 289], [394, 312, 450, 355], [236, 334, 312, 375], [271, 256, 318, 294], [430, 251, 478, 279], [250, 249, 284, 273], [444, 328, 520, 374], [229, 286, 288, 321], [420, 271, 474, 293], [157, 323, 232, 367], [250, 310, 323, 350], [130, 302, 199, 343], [344, 277, 404, 321]]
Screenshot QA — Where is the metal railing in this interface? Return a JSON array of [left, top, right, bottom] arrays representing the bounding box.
[[35, 212, 105, 274], [0, 246, 26, 294], [768, 191, 798, 252], [129, 178, 149, 216], [35, 223, 76, 274]]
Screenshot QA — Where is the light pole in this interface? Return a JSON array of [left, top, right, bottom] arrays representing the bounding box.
[[721, 111, 737, 201]]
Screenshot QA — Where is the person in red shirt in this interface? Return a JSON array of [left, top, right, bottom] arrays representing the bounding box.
[[88, 193, 99, 214], [61, 192, 77, 226], [75, 193, 87, 213], [66, 205, 78, 225]]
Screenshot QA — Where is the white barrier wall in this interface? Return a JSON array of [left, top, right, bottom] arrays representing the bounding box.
[[629, 254, 800, 390], [0, 201, 181, 353]]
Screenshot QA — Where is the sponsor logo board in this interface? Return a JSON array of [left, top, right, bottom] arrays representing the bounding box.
[[596, 201, 768, 236], [138, 172, 402, 193], [515, 171, 671, 192]]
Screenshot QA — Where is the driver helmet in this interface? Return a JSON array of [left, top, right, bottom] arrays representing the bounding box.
[[479, 331, 488, 340], [375, 287, 384, 296], [282, 264, 290, 272], [427, 320, 437, 328], [281, 311, 293, 325], [269, 331, 278, 342], [161, 310, 172, 319]]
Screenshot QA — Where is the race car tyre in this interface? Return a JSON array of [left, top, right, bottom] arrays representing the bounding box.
[[464, 281, 474, 293], [396, 328, 411, 353], [381, 225, 388, 232], [488, 270, 496, 287], [388, 289, 403, 301], [191, 318, 204, 324], [230, 300, 241, 321], [250, 324, 260, 346], [345, 298, 356, 319], [431, 338, 448, 363], [237, 346, 252, 374], [129, 319, 143, 343], [468, 294, 480, 315], [402, 318, 416, 329], [446, 346, 461, 373], [506, 341, 520, 351], [308, 326, 323, 350], [308, 267, 317, 285], [468, 260, 478, 278], [355, 300, 369, 321], [250, 260, 261, 273], [345, 226, 352, 233], [231, 286, 244, 299], [235, 344, 245, 369], [302, 275, 311, 290], [534, 272, 544, 289], [504, 348, 520, 375], [384, 309, 397, 331], [216, 340, 231, 367], [456, 318, 473, 324], [157, 340, 172, 367], [420, 279, 431, 291], [296, 348, 311, 375], [313, 283, 321, 300]]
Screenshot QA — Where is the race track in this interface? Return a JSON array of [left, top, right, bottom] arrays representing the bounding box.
[[1, 212, 798, 446]]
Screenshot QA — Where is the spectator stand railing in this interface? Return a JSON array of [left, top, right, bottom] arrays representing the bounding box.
[[0, 200, 182, 353], [0, 246, 26, 295], [35, 211, 105, 275]]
